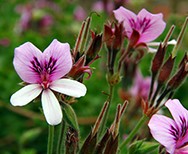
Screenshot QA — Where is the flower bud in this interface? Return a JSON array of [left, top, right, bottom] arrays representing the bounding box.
[[168, 62, 188, 89], [103, 22, 124, 50], [158, 55, 175, 84], [86, 32, 102, 64], [68, 55, 92, 80], [104, 134, 119, 154], [151, 44, 166, 75]]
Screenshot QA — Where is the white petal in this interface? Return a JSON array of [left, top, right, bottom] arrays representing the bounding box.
[[147, 39, 177, 47], [41, 89, 62, 125], [10, 84, 42, 106], [148, 47, 158, 53], [147, 42, 161, 46], [50, 79, 87, 98], [167, 39, 177, 45]]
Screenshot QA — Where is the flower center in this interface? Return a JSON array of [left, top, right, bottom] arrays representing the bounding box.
[[31, 56, 57, 88]]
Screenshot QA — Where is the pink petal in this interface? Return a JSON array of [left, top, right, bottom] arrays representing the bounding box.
[[10, 84, 42, 106], [148, 114, 177, 154], [43, 39, 72, 81], [165, 99, 188, 131], [165, 99, 188, 147], [137, 9, 166, 43], [50, 78, 87, 98], [14, 42, 43, 83], [113, 6, 137, 38], [41, 89, 62, 125]]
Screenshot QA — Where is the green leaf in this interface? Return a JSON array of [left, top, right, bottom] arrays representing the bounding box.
[[61, 101, 79, 131], [128, 139, 159, 154]]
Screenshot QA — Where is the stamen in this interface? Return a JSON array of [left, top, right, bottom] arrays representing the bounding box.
[[44, 57, 57, 74]]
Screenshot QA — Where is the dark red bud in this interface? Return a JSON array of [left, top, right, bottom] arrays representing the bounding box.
[[104, 134, 119, 154], [80, 132, 97, 154], [86, 32, 102, 64], [68, 56, 92, 80], [103, 23, 124, 50], [168, 62, 188, 89], [158, 55, 175, 84], [95, 130, 111, 154], [103, 24, 114, 47], [151, 44, 166, 74]]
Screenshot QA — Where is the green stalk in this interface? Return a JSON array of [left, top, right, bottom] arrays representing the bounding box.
[[47, 125, 55, 154], [99, 85, 114, 137], [172, 17, 188, 58], [119, 114, 148, 150], [60, 122, 66, 154], [56, 121, 66, 154]]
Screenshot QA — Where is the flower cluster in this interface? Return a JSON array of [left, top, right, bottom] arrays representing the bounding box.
[[10, 5, 188, 154]]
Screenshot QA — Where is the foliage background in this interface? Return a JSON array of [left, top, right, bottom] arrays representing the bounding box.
[[0, 0, 188, 153]]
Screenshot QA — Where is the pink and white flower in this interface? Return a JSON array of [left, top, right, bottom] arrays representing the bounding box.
[[148, 99, 188, 154], [113, 7, 166, 45], [10, 39, 87, 125]]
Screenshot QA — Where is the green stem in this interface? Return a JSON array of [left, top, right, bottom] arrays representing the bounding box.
[[47, 125, 54, 154], [119, 114, 148, 150], [99, 85, 114, 137], [60, 122, 66, 154], [56, 122, 66, 154]]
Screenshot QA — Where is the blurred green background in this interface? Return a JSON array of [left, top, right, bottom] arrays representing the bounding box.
[[0, 0, 188, 153]]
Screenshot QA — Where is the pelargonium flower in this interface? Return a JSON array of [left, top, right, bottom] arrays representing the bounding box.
[[148, 99, 188, 154], [10, 39, 87, 125], [130, 70, 155, 102], [113, 7, 166, 45]]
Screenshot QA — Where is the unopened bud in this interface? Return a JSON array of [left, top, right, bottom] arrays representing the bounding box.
[[103, 22, 124, 50], [68, 55, 92, 80], [86, 32, 102, 64], [151, 44, 166, 74], [95, 130, 111, 154], [158, 55, 175, 84], [168, 62, 188, 89], [104, 134, 119, 154], [80, 132, 97, 154]]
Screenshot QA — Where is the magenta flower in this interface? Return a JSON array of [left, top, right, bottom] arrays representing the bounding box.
[[10, 39, 87, 125], [130, 70, 153, 101], [113, 7, 166, 45], [148, 99, 188, 154]]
